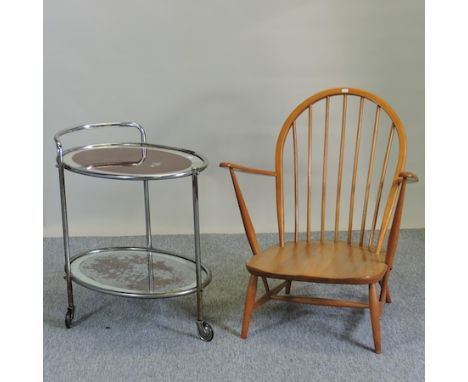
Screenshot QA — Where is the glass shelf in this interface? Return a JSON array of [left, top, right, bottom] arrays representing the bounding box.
[[70, 247, 211, 298], [62, 143, 207, 180]]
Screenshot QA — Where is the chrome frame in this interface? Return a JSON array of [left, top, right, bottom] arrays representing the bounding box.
[[192, 170, 204, 321], [58, 162, 74, 314], [55, 122, 211, 336], [54, 122, 147, 164]]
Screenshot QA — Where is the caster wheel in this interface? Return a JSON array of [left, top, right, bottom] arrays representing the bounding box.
[[196, 321, 214, 342], [65, 307, 74, 329]]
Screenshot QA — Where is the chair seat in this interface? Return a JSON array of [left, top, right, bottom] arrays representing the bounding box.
[[246, 241, 387, 284]]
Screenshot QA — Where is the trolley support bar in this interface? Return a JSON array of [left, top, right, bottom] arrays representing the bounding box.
[[192, 171, 204, 321], [58, 165, 75, 311], [143, 180, 154, 292]]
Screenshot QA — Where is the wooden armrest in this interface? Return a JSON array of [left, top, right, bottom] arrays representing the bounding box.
[[398, 171, 419, 184], [220, 161, 274, 255], [219, 162, 276, 177]]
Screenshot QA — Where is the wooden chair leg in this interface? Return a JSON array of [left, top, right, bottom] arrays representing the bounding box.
[[379, 272, 393, 304], [369, 283, 382, 354], [241, 275, 258, 339], [285, 280, 292, 295], [385, 286, 392, 303]]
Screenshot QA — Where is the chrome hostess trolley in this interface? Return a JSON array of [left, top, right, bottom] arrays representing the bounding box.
[[54, 122, 213, 341]]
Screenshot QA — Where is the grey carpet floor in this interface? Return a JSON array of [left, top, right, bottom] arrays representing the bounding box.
[[43, 230, 424, 382]]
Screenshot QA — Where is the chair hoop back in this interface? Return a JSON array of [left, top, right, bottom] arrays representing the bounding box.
[[274, 88, 407, 254]]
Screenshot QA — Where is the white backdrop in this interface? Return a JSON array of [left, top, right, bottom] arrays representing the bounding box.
[[44, 0, 424, 237]]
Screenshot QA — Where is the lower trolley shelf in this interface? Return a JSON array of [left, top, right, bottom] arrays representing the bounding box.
[[70, 247, 212, 299]]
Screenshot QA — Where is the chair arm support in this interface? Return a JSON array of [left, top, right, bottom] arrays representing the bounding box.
[[220, 161, 276, 255], [219, 162, 276, 177], [398, 171, 419, 184], [385, 171, 417, 267]]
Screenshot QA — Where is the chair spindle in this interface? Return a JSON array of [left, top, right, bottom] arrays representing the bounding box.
[[359, 105, 381, 246], [369, 125, 395, 247], [334, 95, 347, 242], [293, 122, 299, 242], [321, 97, 330, 242], [306, 106, 312, 242], [347, 97, 365, 243]]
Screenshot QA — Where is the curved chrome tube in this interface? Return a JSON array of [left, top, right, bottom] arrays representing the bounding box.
[[54, 122, 146, 165]]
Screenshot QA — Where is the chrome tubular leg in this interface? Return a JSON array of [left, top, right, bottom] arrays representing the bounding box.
[[192, 172, 213, 341], [192, 173, 203, 321], [143, 180, 154, 292], [58, 165, 75, 328]]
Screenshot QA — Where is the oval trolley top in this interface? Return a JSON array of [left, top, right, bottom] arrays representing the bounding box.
[[61, 143, 208, 180]]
